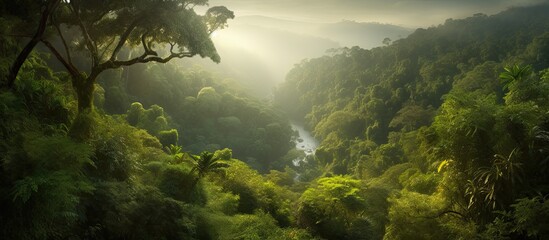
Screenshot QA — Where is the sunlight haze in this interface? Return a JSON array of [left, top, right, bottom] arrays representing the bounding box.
[[192, 0, 549, 97]]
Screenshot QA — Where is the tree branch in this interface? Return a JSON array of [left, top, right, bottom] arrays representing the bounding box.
[[5, 0, 61, 89], [100, 51, 193, 70], [169, 42, 176, 54], [140, 53, 193, 63], [140, 31, 156, 56], [41, 40, 80, 78], [52, 20, 73, 65], [69, 1, 98, 67], [109, 20, 139, 61], [99, 36, 117, 61]]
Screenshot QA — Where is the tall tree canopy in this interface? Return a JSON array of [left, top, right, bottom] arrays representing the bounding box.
[[6, 0, 234, 112]]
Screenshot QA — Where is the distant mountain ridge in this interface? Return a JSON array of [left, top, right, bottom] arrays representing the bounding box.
[[184, 15, 413, 97], [234, 15, 413, 48], [316, 20, 412, 48]]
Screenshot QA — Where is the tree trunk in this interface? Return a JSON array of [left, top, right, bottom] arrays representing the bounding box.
[[68, 76, 96, 141], [74, 77, 95, 112]]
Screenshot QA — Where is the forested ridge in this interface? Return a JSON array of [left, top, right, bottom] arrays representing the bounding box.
[[1, 1, 549, 240], [275, 4, 549, 239]]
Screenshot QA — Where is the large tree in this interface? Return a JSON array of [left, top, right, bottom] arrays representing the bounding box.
[[38, 0, 233, 112]]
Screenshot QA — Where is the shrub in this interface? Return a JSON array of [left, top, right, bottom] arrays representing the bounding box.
[[158, 129, 179, 147]]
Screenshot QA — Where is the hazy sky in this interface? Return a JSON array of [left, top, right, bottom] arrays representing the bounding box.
[[208, 0, 548, 27]]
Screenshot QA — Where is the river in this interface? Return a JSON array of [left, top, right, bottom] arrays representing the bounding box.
[[290, 121, 319, 166]]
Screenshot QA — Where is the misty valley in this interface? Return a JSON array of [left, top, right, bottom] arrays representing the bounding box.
[[1, 1, 549, 240]]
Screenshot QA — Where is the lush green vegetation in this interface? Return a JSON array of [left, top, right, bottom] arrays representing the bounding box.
[[1, 1, 549, 240], [0, 54, 307, 239], [275, 4, 549, 239], [111, 62, 294, 172]]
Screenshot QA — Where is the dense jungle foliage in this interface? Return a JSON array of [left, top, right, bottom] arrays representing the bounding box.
[[1, 1, 548, 239], [275, 4, 549, 239]]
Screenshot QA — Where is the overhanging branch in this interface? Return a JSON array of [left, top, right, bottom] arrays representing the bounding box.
[[100, 51, 193, 70], [117, 52, 193, 66], [41, 40, 80, 78], [109, 20, 139, 61]]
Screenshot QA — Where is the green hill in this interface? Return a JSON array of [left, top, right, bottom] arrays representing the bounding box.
[[274, 4, 549, 239]]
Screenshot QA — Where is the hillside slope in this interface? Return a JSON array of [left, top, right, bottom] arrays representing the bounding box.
[[275, 5, 549, 239]]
